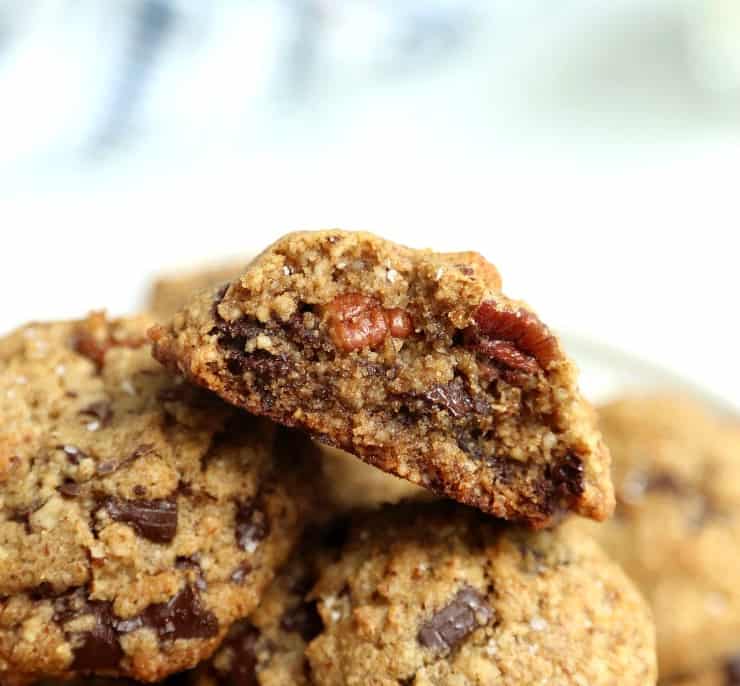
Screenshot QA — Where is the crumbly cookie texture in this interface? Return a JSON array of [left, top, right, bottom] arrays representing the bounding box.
[[150, 230, 612, 527], [304, 502, 655, 686], [0, 314, 314, 683], [571, 395, 740, 680], [190, 522, 346, 686], [147, 261, 249, 321], [145, 260, 424, 512]]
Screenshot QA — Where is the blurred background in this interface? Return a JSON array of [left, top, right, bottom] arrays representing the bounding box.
[[1, 0, 739, 409]]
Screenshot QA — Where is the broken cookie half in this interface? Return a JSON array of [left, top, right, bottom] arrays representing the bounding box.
[[150, 230, 613, 527]]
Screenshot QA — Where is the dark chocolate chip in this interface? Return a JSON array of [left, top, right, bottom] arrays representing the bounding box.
[[726, 655, 740, 685], [139, 585, 219, 641], [230, 562, 253, 584], [133, 485, 147, 497], [58, 479, 81, 498], [422, 378, 473, 419], [79, 401, 113, 427], [418, 586, 493, 651], [105, 497, 178, 543], [70, 600, 124, 670], [29, 582, 59, 600], [235, 502, 269, 552], [280, 601, 323, 641], [550, 455, 585, 500]]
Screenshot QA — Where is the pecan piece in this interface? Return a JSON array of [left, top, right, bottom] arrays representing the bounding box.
[[467, 302, 559, 370], [324, 294, 412, 352], [385, 307, 413, 338], [72, 312, 146, 368]]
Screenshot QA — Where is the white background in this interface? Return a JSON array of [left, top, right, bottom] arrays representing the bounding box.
[[1, 0, 739, 410]]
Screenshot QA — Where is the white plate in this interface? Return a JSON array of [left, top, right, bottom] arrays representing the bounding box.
[[563, 332, 738, 418]]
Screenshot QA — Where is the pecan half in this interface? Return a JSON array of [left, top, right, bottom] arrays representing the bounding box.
[[465, 302, 559, 371], [324, 294, 412, 352]]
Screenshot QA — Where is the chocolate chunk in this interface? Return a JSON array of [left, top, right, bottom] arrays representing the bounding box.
[[230, 562, 253, 584], [236, 502, 269, 552], [29, 582, 58, 600], [55, 586, 217, 658], [726, 655, 740, 685], [550, 455, 585, 500], [79, 401, 113, 427], [418, 586, 493, 651], [58, 479, 81, 498], [105, 497, 178, 543], [223, 623, 260, 685], [422, 378, 473, 419], [133, 484, 147, 497], [280, 601, 323, 641], [70, 600, 124, 670], [140, 585, 218, 641], [53, 593, 124, 670]]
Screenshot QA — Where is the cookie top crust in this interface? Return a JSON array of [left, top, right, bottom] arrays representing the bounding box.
[[573, 394, 740, 680], [150, 230, 613, 527], [147, 261, 249, 322], [0, 314, 313, 683], [304, 502, 656, 686]]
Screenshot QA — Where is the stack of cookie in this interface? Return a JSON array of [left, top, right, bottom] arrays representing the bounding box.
[[10, 229, 731, 684]]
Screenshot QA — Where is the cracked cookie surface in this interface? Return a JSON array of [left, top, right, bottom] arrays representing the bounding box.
[[304, 502, 655, 686], [571, 395, 740, 680], [0, 314, 313, 683], [150, 230, 613, 526]]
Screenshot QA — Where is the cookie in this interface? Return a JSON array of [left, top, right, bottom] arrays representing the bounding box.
[[190, 522, 346, 686], [302, 502, 655, 685], [0, 314, 314, 683], [150, 230, 613, 527], [572, 395, 740, 679], [147, 262, 248, 321], [145, 260, 423, 511]]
